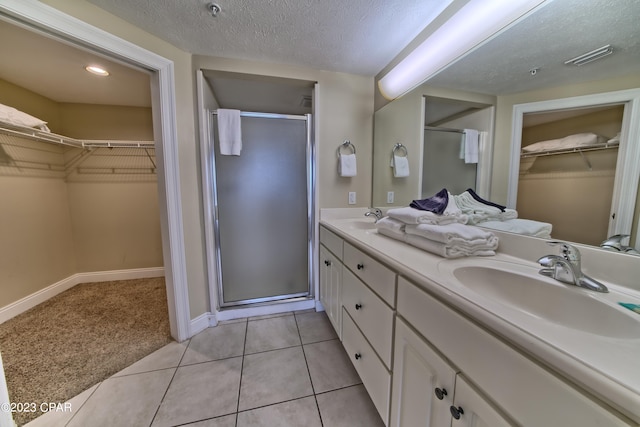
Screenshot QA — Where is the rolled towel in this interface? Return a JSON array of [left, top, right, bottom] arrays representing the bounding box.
[[405, 223, 498, 248], [375, 217, 406, 239], [477, 218, 552, 239], [387, 206, 468, 226], [405, 234, 496, 258], [338, 153, 357, 177], [453, 191, 517, 224]]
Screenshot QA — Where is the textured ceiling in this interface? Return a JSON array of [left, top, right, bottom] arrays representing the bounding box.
[[427, 0, 640, 95], [86, 0, 454, 76]]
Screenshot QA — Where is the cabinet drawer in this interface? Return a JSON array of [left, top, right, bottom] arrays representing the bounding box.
[[342, 309, 391, 426], [320, 226, 343, 259], [343, 242, 396, 306], [397, 277, 633, 427], [343, 268, 394, 368]]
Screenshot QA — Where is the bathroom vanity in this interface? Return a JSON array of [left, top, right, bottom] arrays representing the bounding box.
[[319, 209, 640, 426]]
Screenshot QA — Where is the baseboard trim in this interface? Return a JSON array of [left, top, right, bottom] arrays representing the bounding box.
[[0, 267, 164, 324], [215, 299, 316, 322], [189, 312, 214, 337]]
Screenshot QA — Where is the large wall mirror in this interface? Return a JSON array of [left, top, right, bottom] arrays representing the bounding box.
[[372, 0, 640, 254]]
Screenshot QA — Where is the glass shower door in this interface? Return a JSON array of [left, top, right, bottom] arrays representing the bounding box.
[[422, 129, 477, 197], [213, 114, 310, 306]]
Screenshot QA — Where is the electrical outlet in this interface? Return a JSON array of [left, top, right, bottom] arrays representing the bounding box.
[[348, 192, 356, 205], [387, 191, 394, 204]]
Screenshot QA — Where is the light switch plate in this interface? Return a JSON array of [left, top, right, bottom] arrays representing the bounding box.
[[387, 191, 394, 204], [348, 192, 356, 205]]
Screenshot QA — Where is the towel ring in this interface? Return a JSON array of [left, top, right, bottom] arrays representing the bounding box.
[[336, 140, 356, 158], [392, 143, 408, 157]]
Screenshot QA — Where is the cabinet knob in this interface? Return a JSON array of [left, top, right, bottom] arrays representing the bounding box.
[[434, 387, 448, 400], [450, 406, 464, 420], [357, 263, 364, 270], [324, 260, 331, 266], [354, 353, 362, 360], [355, 303, 362, 310]]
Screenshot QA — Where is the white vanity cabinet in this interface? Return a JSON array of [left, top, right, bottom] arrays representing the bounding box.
[[391, 317, 513, 427], [319, 226, 344, 338], [396, 276, 635, 427]]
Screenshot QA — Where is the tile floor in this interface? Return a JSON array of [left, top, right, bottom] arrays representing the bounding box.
[[25, 310, 385, 427]]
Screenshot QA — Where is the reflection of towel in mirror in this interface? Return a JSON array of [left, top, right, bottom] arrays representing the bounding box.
[[476, 219, 552, 239], [464, 129, 479, 164], [453, 191, 517, 224], [338, 153, 357, 177], [410, 188, 448, 214], [405, 234, 496, 258], [392, 155, 410, 177]]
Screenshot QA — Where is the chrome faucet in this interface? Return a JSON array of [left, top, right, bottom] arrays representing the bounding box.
[[364, 208, 383, 222], [537, 241, 608, 293], [600, 234, 638, 254]]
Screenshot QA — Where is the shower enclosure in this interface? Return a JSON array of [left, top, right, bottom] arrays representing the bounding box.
[[210, 111, 314, 307], [422, 127, 477, 197]]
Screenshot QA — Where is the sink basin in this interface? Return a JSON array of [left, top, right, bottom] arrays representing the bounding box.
[[438, 260, 640, 338]]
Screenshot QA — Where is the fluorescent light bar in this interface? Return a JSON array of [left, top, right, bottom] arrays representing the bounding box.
[[378, 0, 549, 100], [564, 45, 613, 66]]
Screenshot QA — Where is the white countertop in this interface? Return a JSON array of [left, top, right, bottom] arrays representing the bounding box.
[[320, 209, 640, 423]]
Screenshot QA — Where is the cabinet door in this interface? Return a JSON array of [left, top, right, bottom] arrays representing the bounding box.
[[319, 245, 342, 338], [390, 318, 457, 427], [450, 376, 513, 427]]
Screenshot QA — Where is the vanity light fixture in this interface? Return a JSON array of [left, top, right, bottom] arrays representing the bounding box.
[[84, 65, 110, 76], [378, 0, 549, 100], [564, 45, 613, 66]]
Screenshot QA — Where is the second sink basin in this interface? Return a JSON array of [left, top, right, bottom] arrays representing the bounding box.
[[438, 259, 640, 339]]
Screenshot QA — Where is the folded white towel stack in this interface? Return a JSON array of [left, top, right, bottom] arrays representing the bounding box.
[[476, 218, 552, 239], [338, 153, 357, 177], [452, 192, 517, 225], [464, 128, 479, 164], [392, 155, 410, 178], [386, 198, 467, 226], [217, 109, 242, 156]]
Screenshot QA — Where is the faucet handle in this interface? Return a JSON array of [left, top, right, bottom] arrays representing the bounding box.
[[547, 241, 580, 262]]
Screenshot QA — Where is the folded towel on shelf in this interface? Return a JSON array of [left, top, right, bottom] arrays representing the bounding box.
[[464, 129, 479, 164], [375, 217, 406, 239], [217, 109, 242, 155], [453, 191, 517, 224], [405, 234, 496, 258], [477, 218, 552, 239], [410, 188, 449, 214], [0, 103, 50, 131], [392, 155, 410, 177], [405, 223, 499, 247], [338, 153, 357, 177], [387, 204, 468, 226], [521, 132, 607, 153]]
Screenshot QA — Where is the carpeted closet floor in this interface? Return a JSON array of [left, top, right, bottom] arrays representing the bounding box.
[[0, 277, 172, 426]]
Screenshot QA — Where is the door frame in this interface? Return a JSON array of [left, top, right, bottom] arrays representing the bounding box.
[[0, 0, 191, 342], [507, 88, 640, 249]]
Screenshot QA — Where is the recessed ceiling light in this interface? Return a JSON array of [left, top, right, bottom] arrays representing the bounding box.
[[85, 65, 110, 76]]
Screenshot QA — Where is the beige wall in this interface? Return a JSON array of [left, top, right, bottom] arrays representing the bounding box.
[[59, 103, 153, 140], [492, 73, 640, 204], [67, 182, 163, 271], [0, 176, 76, 308], [0, 79, 61, 131]]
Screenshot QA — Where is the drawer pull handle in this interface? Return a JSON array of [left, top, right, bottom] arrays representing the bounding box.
[[450, 406, 464, 420], [355, 303, 362, 310], [324, 260, 331, 266], [357, 263, 364, 270], [434, 387, 447, 400], [354, 353, 362, 360]]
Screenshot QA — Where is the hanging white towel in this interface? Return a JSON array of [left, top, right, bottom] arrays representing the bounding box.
[[464, 129, 479, 164], [217, 109, 242, 156], [392, 155, 410, 178], [338, 153, 357, 177]]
